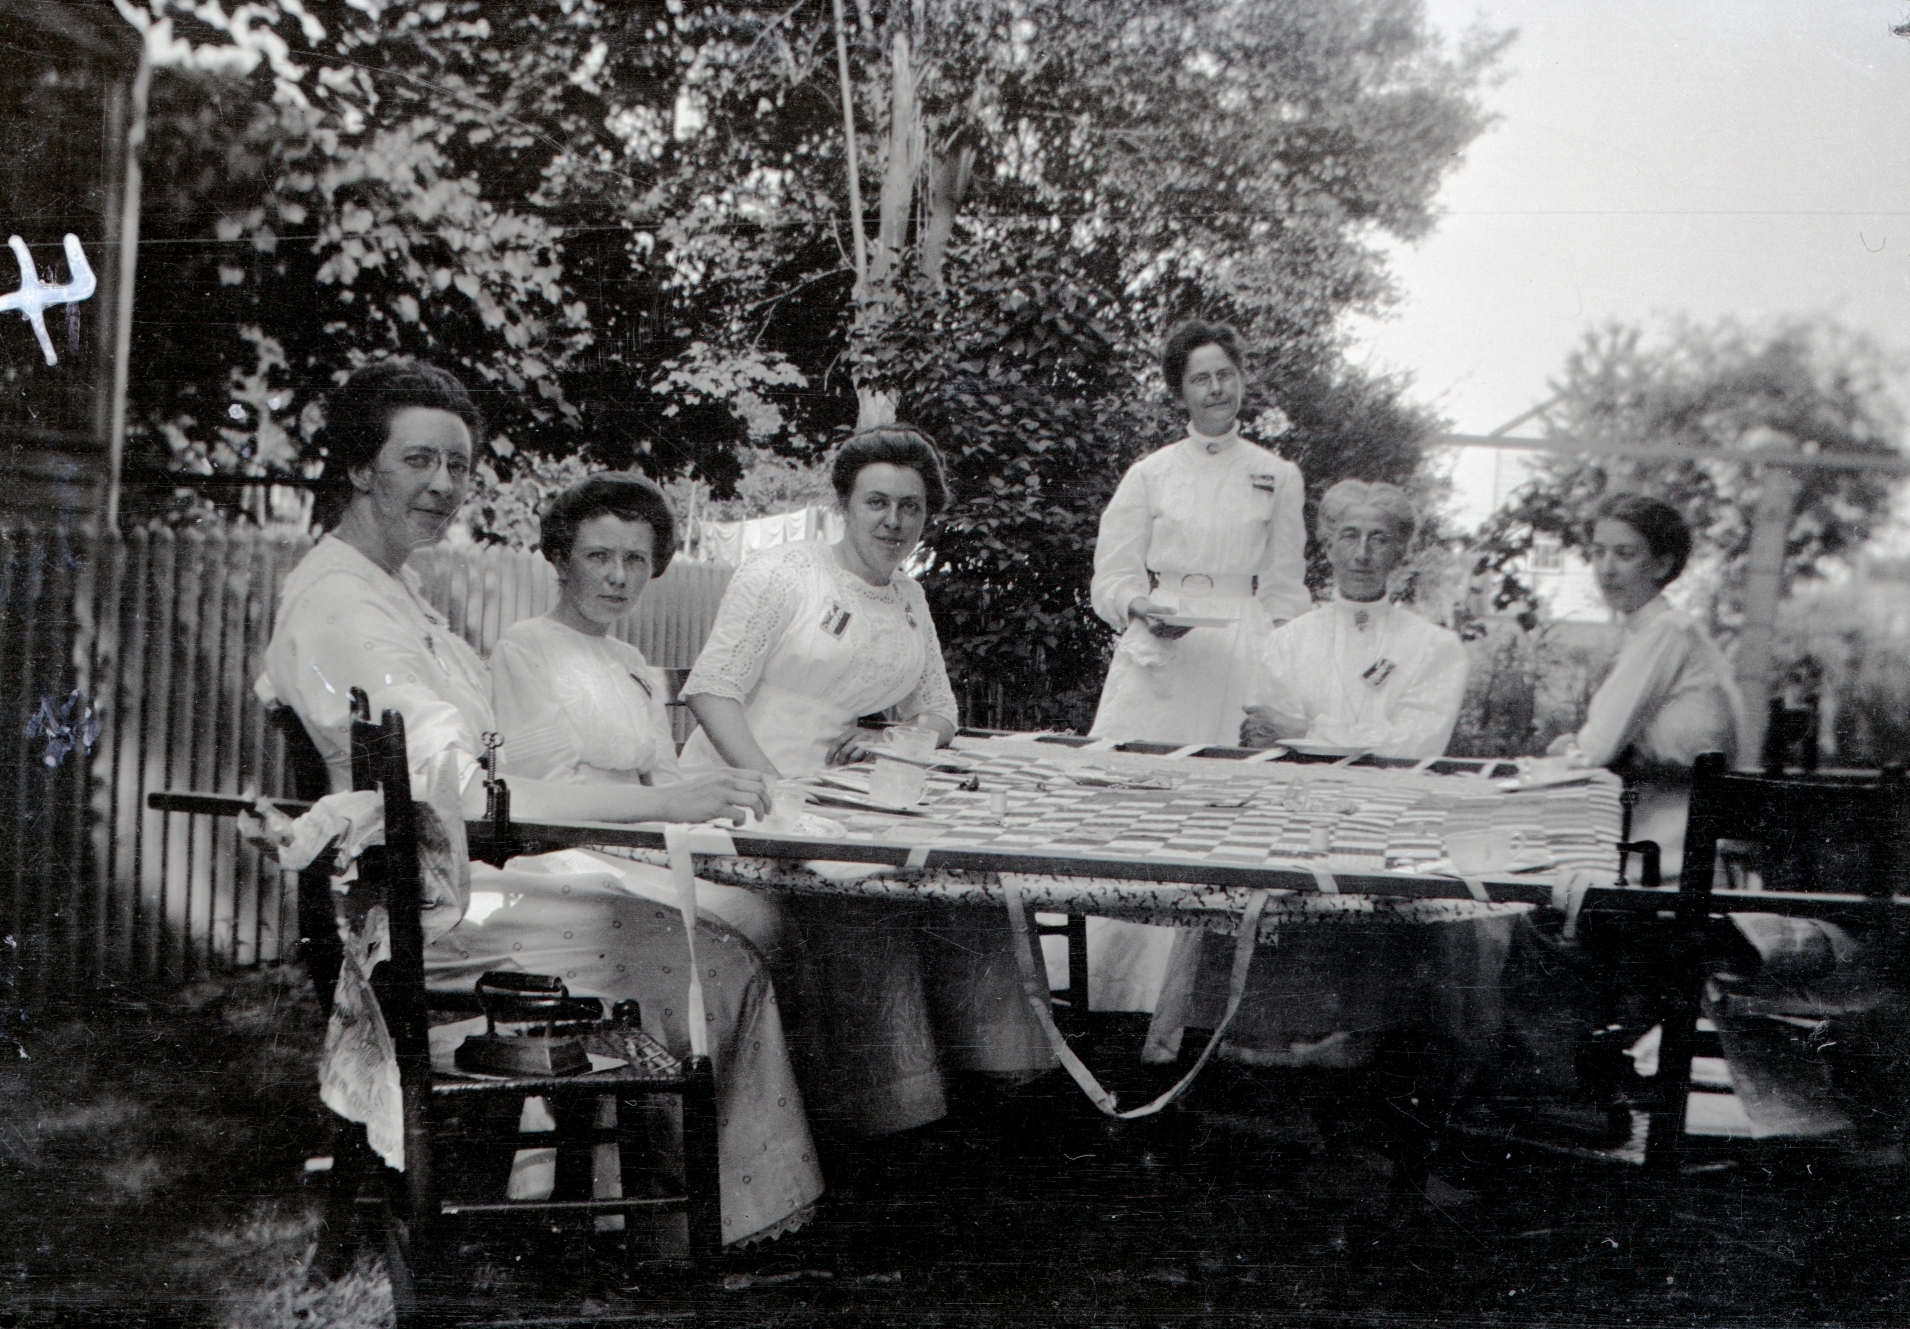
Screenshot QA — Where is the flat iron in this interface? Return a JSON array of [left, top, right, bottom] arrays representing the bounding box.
[[454, 971, 604, 1077]]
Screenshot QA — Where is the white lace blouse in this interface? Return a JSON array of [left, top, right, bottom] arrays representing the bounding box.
[[491, 616, 681, 787], [679, 542, 959, 773]]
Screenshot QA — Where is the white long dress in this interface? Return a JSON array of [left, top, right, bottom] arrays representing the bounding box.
[[1086, 431, 1310, 1010], [1145, 601, 1512, 1068], [1088, 430, 1310, 745], [680, 541, 1055, 1136], [490, 615, 782, 954], [259, 536, 823, 1246], [678, 540, 959, 775], [1564, 597, 1851, 1136]]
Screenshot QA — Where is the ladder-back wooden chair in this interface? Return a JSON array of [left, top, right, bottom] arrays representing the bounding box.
[[321, 689, 721, 1320], [1647, 751, 1909, 1174]]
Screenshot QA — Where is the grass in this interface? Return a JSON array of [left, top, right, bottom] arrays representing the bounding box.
[[4, 971, 1910, 1327]]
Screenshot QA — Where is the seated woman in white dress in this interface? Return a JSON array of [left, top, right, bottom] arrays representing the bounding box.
[[1541, 495, 1861, 1137], [1238, 480, 1469, 758], [257, 361, 821, 1247], [1149, 481, 1508, 1073], [680, 426, 1054, 1140], [1547, 492, 1741, 880], [489, 473, 782, 953]]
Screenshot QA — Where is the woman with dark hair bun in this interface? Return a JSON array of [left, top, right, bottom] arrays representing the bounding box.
[[1085, 319, 1310, 1011], [487, 470, 823, 1245], [1549, 492, 1741, 877], [679, 425, 1053, 1144], [680, 424, 958, 778]]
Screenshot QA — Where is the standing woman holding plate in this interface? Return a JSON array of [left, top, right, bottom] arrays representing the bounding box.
[[1085, 320, 1312, 1012], [1088, 319, 1311, 747]]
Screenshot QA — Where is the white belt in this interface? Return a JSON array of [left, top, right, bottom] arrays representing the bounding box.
[[1148, 569, 1258, 599]]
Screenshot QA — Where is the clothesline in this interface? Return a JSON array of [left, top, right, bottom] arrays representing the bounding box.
[[682, 503, 844, 564]]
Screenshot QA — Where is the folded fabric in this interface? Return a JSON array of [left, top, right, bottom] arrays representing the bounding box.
[[252, 790, 385, 872], [1729, 913, 1861, 986]]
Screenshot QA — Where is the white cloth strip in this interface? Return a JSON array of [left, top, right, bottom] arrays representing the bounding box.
[[1243, 746, 1290, 762], [1264, 858, 1339, 895], [1004, 875, 1270, 1119], [661, 824, 710, 1058], [904, 844, 932, 870], [1551, 869, 1596, 941]]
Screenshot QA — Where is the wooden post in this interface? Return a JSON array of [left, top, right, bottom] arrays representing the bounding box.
[[1734, 429, 1802, 766]]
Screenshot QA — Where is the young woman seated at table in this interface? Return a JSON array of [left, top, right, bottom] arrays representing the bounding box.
[[1541, 496, 1877, 1139], [679, 426, 1054, 1142], [1546, 492, 1742, 881], [257, 361, 821, 1247], [1149, 480, 1511, 1078]]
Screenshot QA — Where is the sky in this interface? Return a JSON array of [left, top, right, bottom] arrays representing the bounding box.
[[1344, 0, 1910, 531]]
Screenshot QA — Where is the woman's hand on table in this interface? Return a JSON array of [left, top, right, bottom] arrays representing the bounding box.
[[1239, 704, 1305, 749], [1128, 596, 1194, 640], [825, 728, 876, 767], [655, 769, 770, 825], [1541, 733, 1596, 770]]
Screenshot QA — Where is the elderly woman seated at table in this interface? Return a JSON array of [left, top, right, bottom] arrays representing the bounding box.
[[1238, 480, 1469, 758], [1147, 478, 1508, 1079]]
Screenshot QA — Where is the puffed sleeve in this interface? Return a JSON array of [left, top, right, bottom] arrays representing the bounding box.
[[1248, 618, 1310, 724], [491, 631, 573, 782], [1574, 616, 1690, 769], [1254, 457, 1311, 625], [891, 590, 960, 728], [681, 550, 805, 705], [1090, 462, 1154, 632], [1375, 627, 1469, 760], [263, 571, 485, 799]]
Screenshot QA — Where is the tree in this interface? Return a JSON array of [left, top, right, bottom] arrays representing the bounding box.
[[122, 0, 1500, 727], [1473, 318, 1906, 636], [119, 0, 614, 525]]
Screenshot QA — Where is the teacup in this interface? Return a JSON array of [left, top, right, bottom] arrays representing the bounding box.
[[868, 726, 935, 807], [1445, 826, 1528, 876]]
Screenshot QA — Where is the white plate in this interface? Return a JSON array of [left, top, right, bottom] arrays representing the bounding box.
[[1496, 769, 1597, 792], [1420, 855, 1559, 877], [1282, 739, 1369, 758], [1155, 613, 1238, 629]]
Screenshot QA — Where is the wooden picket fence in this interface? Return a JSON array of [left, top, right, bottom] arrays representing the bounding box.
[[0, 522, 735, 1008]]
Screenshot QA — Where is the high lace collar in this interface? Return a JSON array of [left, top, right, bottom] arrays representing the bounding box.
[[1180, 428, 1242, 458], [1331, 588, 1392, 631]]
